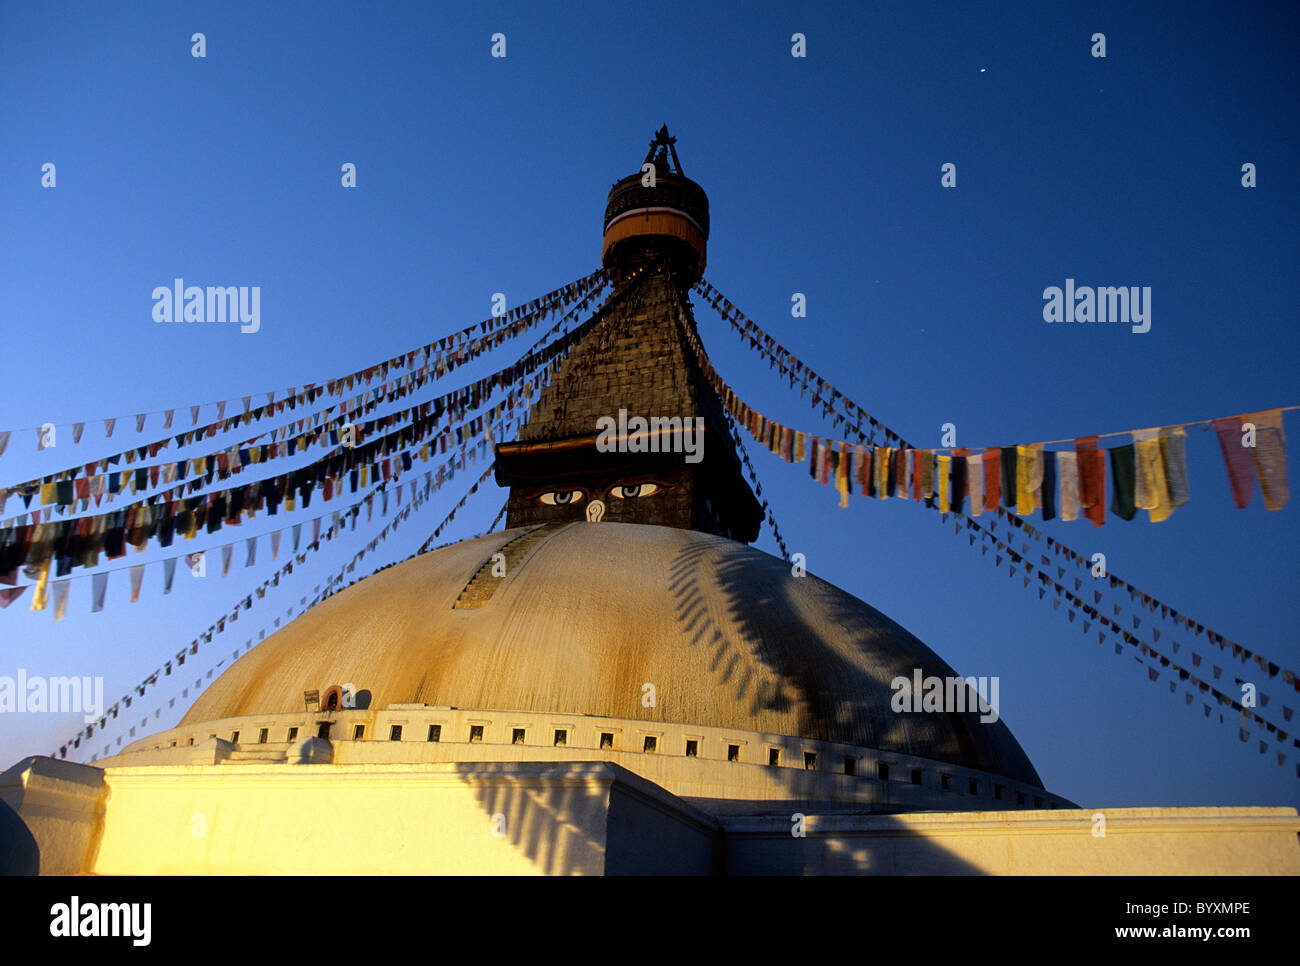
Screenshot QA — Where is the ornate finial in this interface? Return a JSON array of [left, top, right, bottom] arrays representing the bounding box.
[[643, 124, 684, 175]]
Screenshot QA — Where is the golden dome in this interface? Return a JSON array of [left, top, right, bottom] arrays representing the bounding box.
[[181, 522, 1042, 787]]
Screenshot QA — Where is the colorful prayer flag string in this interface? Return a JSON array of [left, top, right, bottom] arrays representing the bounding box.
[[52, 439, 510, 761], [694, 279, 1298, 768], [1, 274, 610, 510], [2, 269, 604, 449]]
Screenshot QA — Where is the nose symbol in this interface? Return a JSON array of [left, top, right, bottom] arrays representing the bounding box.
[[586, 499, 605, 522]]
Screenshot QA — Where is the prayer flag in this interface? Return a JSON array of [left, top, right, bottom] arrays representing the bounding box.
[[1133, 428, 1173, 521], [1000, 446, 1017, 509], [92, 571, 109, 612], [968, 453, 984, 517], [1040, 450, 1057, 521], [1075, 436, 1106, 527], [836, 442, 850, 508], [1016, 444, 1043, 517], [1161, 426, 1190, 508], [982, 450, 1001, 512], [1109, 443, 1137, 521], [874, 447, 890, 499], [1213, 416, 1258, 509], [29, 559, 50, 612], [1250, 409, 1289, 510]]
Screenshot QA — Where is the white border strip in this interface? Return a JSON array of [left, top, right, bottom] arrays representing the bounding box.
[[605, 206, 705, 236]]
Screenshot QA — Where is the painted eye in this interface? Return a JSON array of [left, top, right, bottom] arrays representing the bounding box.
[[539, 489, 585, 506], [610, 482, 660, 500]]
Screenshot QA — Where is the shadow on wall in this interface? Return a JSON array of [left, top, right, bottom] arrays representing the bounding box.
[[446, 758, 990, 875], [450, 761, 718, 875], [0, 796, 40, 875], [451, 761, 611, 876], [721, 813, 990, 875]]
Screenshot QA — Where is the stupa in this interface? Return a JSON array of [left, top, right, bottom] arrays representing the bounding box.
[[3, 128, 1295, 876]]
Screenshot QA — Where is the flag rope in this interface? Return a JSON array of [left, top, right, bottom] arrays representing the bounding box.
[[695, 280, 1299, 772]]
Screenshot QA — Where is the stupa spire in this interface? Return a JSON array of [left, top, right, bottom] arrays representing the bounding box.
[[602, 126, 709, 289], [493, 131, 761, 541]]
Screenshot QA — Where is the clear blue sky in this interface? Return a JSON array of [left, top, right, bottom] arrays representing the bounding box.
[[1, 1, 1296, 809]]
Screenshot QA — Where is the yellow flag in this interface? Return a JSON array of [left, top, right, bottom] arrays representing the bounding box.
[[1134, 430, 1173, 522], [837, 442, 850, 508], [1016, 444, 1042, 516], [29, 558, 51, 612]]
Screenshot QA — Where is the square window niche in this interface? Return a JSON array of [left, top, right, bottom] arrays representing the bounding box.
[[553, 729, 567, 746], [469, 725, 484, 743]]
